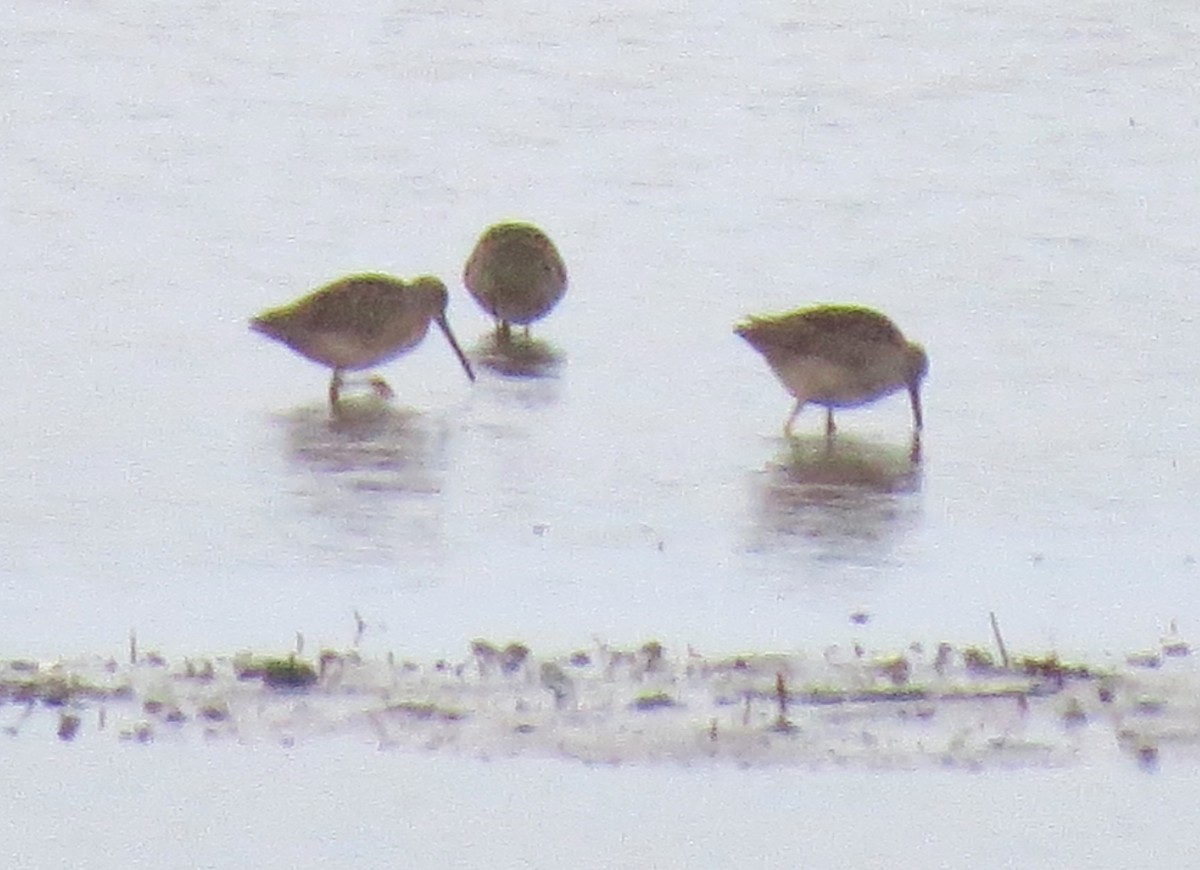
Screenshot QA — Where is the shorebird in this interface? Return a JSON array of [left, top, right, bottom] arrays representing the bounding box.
[[735, 304, 927, 438], [463, 221, 567, 342], [250, 273, 475, 409]]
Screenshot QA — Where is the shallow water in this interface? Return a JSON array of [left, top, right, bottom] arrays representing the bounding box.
[[6, 737, 1200, 870], [4, 1, 1199, 668]]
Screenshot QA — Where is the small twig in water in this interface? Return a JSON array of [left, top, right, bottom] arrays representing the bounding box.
[[773, 671, 795, 732], [129, 629, 137, 665], [990, 611, 1010, 669]]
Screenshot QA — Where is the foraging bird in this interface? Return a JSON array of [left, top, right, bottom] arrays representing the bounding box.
[[250, 273, 475, 409], [735, 304, 927, 437], [463, 221, 567, 342]]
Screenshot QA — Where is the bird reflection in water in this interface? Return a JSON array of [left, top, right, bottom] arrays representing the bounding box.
[[472, 331, 564, 379], [751, 434, 922, 564], [283, 398, 446, 487], [277, 400, 451, 562]]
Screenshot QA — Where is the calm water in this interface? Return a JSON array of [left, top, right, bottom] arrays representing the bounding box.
[[4, 0, 1199, 663]]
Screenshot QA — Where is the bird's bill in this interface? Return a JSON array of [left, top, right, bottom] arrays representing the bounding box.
[[909, 382, 924, 431], [436, 315, 476, 382]]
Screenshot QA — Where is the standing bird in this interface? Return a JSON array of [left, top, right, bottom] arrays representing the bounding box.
[[463, 221, 567, 343], [250, 273, 475, 410], [735, 304, 927, 438]]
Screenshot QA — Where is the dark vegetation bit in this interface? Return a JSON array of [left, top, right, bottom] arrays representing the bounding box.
[[183, 659, 215, 681], [263, 657, 318, 689], [317, 649, 361, 679], [384, 701, 466, 722], [795, 686, 931, 704], [963, 647, 998, 674], [989, 612, 1010, 669], [501, 643, 530, 673], [850, 611, 870, 625], [568, 651, 591, 667], [470, 639, 497, 660], [640, 641, 665, 672], [1127, 651, 1162, 669], [1162, 639, 1190, 658], [1061, 698, 1087, 727], [2, 672, 118, 708], [143, 700, 187, 723], [470, 640, 530, 674], [771, 672, 795, 733], [234, 655, 318, 689], [1016, 654, 1094, 683], [631, 691, 678, 712], [1136, 743, 1160, 772], [876, 655, 910, 686], [121, 722, 153, 744], [1134, 697, 1165, 716], [57, 713, 80, 741], [1118, 727, 1162, 771], [198, 702, 229, 722], [934, 643, 954, 675], [36, 678, 73, 707], [318, 650, 338, 679], [540, 663, 574, 709]]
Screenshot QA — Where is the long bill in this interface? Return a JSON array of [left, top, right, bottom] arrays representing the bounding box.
[[908, 382, 924, 431], [436, 315, 476, 382]]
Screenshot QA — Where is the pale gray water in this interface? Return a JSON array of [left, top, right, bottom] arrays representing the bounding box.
[[6, 1, 1200, 866], [5, 1, 1200, 661], [6, 739, 1200, 870]]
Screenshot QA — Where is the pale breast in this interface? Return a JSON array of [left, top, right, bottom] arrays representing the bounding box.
[[768, 349, 911, 407]]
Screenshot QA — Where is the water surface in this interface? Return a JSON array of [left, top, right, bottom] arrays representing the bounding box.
[[4, 0, 1199, 664]]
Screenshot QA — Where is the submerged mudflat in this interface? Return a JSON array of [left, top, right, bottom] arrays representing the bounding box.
[[3, 636, 1196, 771]]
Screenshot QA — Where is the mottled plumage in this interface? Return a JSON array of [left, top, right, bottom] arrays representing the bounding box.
[[251, 273, 474, 409], [463, 221, 567, 342], [736, 304, 927, 437]]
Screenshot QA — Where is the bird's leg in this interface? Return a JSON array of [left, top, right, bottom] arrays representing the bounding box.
[[328, 369, 344, 409], [825, 409, 837, 439], [522, 325, 531, 341], [496, 320, 512, 346], [909, 431, 922, 464], [783, 399, 804, 438]]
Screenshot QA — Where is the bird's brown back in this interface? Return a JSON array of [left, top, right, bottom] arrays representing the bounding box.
[[736, 305, 908, 369]]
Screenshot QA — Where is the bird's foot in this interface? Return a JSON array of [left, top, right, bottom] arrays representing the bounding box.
[[367, 376, 395, 401]]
